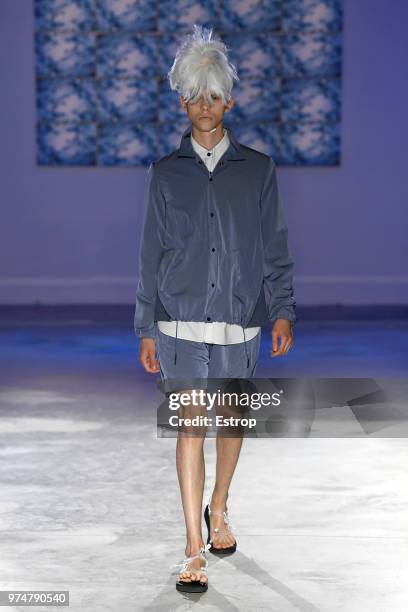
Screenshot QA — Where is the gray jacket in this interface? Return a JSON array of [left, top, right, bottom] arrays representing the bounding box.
[[134, 123, 297, 369]]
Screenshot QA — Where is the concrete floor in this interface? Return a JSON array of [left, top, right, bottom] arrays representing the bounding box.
[[0, 315, 407, 611]]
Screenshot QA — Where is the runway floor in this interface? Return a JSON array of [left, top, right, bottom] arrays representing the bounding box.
[[0, 309, 407, 611]]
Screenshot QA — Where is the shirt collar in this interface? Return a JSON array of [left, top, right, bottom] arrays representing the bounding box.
[[177, 124, 247, 161], [190, 127, 229, 158]]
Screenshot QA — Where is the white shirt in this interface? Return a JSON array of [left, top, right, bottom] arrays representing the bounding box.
[[157, 128, 261, 344]]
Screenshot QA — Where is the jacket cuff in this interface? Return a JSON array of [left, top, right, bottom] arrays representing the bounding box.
[[270, 306, 297, 325], [134, 323, 158, 341]]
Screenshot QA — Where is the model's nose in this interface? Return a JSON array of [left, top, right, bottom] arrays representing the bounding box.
[[200, 95, 211, 109]]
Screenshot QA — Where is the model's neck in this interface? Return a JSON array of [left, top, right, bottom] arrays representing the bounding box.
[[191, 122, 225, 150]]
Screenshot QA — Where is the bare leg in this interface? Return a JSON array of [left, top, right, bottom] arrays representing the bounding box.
[[208, 434, 242, 549], [209, 393, 245, 549], [176, 389, 208, 584]]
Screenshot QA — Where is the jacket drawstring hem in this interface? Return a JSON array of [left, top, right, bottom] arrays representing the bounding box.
[[242, 325, 249, 369], [174, 320, 179, 365]]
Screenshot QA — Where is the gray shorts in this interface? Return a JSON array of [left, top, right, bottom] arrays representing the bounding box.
[[156, 328, 262, 394]]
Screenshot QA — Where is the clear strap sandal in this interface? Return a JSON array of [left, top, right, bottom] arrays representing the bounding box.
[[204, 495, 237, 555], [172, 542, 211, 593]]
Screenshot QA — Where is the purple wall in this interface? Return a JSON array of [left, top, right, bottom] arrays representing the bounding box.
[[1, 0, 407, 305]]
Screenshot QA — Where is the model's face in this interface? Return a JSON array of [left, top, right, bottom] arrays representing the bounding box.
[[179, 93, 234, 132]]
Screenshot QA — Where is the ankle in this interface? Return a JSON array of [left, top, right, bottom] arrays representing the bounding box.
[[185, 540, 205, 556], [210, 490, 229, 509]]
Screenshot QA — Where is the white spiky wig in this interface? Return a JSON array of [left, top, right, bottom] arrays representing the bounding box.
[[167, 24, 239, 107]]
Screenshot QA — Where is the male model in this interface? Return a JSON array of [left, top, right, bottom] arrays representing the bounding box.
[[134, 24, 297, 593]]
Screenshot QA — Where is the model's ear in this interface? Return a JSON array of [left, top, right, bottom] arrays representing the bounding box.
[[179, 95, 188, 112], [225, 96, 235, 113]]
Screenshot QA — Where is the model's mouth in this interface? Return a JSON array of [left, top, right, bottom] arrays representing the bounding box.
[[199, 116, 212, 119]]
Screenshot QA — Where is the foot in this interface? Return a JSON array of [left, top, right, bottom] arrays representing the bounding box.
[[208, 499, 237, 550], [178, 545, 209, 585]]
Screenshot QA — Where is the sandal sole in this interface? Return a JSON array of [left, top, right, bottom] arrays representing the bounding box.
[[176, 580, 208, 593]]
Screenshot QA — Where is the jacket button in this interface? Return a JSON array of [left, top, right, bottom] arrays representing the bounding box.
[[207, 316, 211, 321], [211, 283, 215, 287], [210, 212, 214, 217], [209, 177, 213, 181], [211, 247, 215, 252]]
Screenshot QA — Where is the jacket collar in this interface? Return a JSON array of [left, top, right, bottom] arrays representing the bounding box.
[[177, 123, 246, 161]]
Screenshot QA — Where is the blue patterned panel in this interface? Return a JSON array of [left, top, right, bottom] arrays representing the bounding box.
[[95, 0, 157, 32], [280, 122, 340, 165], [158, 0, 218, 32], [281, 78, 341, 122], [35, 0, 95, 30], [98, 124, 158, 166], [34, 0, 343, 166], [158, 32, 186, 79], [282, 0, 342, 32], [98, 79, 158, 123], [227, 122, 280, 158], [230, 79, 281, 122], [282, 32, 342, 77], [158, 80, 187, 124], [222, 33, 280, 79], [157, 122, 189, 158], [36, 31, 95, 77], [219, 0, 281, 31], [36, 78, 97, 122], [96, 34, 157, 78], [37, 122, 96, 165]]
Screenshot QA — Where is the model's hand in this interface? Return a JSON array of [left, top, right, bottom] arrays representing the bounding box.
[[139, 338, 160, 373], [270, 319, 293, 357]]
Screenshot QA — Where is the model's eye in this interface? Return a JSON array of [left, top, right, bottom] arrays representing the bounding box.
[[211, 94, 219, 100]]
